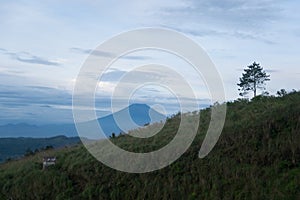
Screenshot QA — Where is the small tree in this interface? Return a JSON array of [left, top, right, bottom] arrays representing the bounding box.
[[237, 62, 270, 97], [25, 148, 34, 157], [277, 89, 287, 97]]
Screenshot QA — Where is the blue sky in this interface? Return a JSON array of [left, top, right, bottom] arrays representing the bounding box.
[[0, 0, 299, 125]]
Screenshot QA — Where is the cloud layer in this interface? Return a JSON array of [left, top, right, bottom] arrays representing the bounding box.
[[0, 0, 299, 125], [0, 48, 60, 66]]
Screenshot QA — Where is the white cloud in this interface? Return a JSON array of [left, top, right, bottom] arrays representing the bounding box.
[[0, 0, 299, 124]]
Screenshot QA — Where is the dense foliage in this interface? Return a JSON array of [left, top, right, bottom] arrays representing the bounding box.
[[0, 91, 299, 200], [237, 62, 270, 97]]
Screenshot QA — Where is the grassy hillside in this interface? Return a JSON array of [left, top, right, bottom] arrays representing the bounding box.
[[0, 92, 300, 200]]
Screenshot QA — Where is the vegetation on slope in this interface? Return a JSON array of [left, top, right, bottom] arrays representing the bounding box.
[[0, 91, 300, 200]]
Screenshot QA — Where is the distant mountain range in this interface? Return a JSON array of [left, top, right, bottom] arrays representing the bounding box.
[[0, 104, 166, 138], [0, 104, 166, 162]]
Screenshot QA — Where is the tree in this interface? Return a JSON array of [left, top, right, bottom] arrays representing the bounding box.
[[45, 145, 54, 150], [25, 148, 34, 156], [277, 89, 287, 97], [237, 62, 270, 97]]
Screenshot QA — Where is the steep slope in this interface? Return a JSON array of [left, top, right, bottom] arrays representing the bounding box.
[[0, 92, 299, 200]]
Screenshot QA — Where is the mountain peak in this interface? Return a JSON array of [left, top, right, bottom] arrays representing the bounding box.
[[128, 103, 151, 112], [128, 103, 150, 108]]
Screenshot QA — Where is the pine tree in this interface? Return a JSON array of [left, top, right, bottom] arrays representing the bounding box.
[[237, 62, 270, 97]]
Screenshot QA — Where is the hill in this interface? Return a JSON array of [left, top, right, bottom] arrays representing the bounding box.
[[0, 135, 81, 163], [0, 92, 299, 199], [0, 103, 166, 138]]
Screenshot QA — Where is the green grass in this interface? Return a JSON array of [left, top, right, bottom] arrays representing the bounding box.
[[0, 91, 300, 199]]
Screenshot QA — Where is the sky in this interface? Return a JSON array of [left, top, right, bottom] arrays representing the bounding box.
[[0, 0, 299, 125]]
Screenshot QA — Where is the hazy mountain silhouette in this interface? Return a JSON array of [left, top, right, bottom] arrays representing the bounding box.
[[0, 135, 81, 162], [0, 104, 166, 138]]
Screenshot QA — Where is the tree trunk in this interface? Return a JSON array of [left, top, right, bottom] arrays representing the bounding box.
[[254, 81, 257, 97]]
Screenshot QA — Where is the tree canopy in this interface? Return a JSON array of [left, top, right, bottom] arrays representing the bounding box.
[[237, 62, 270, 97]]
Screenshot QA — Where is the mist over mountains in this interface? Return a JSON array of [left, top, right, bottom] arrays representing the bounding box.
[[0, 104, 166, 138], [0, 103, 166, 162]]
